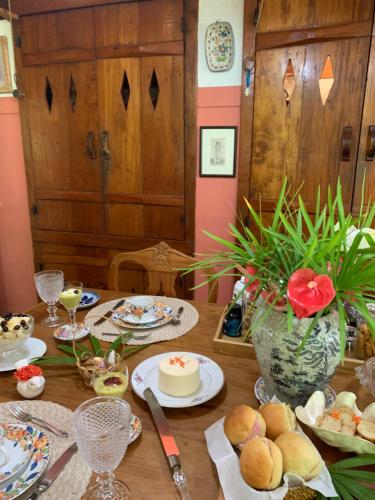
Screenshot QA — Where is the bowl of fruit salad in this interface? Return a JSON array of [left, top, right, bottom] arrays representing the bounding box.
[[0, 313, 34, 356]]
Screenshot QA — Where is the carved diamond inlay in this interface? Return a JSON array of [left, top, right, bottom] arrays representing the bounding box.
[[149, 69, 159, 110], [319, 55, 334, 106], [282, 58, 296, 105], [69, 75, 77, 112], [120, 71, 130, 110], [45, 77, 53, 112]]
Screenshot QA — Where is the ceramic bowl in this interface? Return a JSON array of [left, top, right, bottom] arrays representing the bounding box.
[[295, 390, 375, 454]]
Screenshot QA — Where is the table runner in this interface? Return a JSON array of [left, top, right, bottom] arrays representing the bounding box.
[[0, 400, 91, 499], [85, 297, 199, 345]]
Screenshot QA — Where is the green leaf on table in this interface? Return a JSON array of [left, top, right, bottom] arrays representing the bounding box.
[[330, 454, 375, 470], [89, 335, 102, 355], [31, 356, 77, 365], [109, 333, 132, 351]]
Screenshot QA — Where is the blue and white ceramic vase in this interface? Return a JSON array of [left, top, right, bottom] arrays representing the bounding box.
[[251, 307, 341, 408]]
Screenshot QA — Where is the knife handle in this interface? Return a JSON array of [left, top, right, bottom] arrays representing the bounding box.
[[173, 469, 192, 500]]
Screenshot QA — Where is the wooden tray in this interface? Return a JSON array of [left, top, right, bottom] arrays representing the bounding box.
[[213, 307, 365, 373]]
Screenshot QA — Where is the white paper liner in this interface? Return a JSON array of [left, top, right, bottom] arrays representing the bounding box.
[[205, 417, 337, 500]]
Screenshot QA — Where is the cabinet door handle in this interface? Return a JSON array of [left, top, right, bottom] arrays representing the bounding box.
[[366, 125, 375, 161], [341, 126, 352, 161], [85, 131, 96, 159], [100, 130, 112, 174]]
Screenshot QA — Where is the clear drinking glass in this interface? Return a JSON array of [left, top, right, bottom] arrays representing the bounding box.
[[73, 397, 132, 500], [34, 270, 64, 327], [58, 281, 87, 338]]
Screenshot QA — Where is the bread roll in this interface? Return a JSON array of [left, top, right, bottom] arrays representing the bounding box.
[[258, 403, 296, 440], [240, 436, 282, 490], [224, 405, 266, 448], [357, 420, 375, 442], [275, 431, 322, 481]]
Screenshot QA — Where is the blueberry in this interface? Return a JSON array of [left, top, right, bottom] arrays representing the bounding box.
[[14, 325, 20, 330], [74, 289, 79, 294], [2, 326, 8, 332], [87, 297, 93, 303], [4, 313, 12, 321], [82, 295, 88, 300], [20, 320, 26, 326], [0, 320, 6, 327]]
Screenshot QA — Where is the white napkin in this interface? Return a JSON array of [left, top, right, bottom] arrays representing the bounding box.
[[205, 417, 337, 500]]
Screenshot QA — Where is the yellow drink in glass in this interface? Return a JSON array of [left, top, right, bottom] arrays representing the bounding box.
[[59, 288, 82, 310]]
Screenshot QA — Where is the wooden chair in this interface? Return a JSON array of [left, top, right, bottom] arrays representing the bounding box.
[[108, 242, 218, 303]]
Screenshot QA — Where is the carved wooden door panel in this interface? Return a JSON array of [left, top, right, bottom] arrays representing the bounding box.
[[250, 37, 370, 212], [24, 62, 103, 234]]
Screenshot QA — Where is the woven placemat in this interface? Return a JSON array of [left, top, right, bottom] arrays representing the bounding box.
[[0, 400, 91, 499], [84, 297, 199, 345]]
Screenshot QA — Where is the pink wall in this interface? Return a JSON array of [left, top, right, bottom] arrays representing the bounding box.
[[195, 86, 241, 304], [0, 98, 37, 312]]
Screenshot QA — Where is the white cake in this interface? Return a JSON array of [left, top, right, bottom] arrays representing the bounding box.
[[159, 354, 200, 397]]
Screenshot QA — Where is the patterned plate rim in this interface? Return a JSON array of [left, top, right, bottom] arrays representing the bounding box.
[[0, 424, 50, 500], [131, 352, 225, 408], [129, 414, 142, 444], [113, 302, 173, 330], [0, 424, 34, 486]]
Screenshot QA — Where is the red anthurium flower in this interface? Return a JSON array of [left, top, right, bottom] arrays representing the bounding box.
[[244, 265, 260, 292], [287, 268, 336, 319]]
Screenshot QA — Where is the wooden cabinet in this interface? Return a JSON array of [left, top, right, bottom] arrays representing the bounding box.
[[238, 0, 375, 217], [14, 0, 197, 292]]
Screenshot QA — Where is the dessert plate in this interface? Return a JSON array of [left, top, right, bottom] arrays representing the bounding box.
[[0, 425, 50, 499], [131, 352, 225, 408], [129, 414, 142, 444], [77, 291, 100, 309], [53, 323, 90, 341], [113, 302, 173, 330], [254, 377, 336, 407], [0, 339, 47, 372], [0, 424, 34, 487]]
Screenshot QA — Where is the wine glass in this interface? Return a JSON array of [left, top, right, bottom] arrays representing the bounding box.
[[34, 270, 64, 327], [73, 396, 132, 499], [58, 281, 88, 338]]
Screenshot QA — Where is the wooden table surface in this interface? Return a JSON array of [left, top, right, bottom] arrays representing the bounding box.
[[1, 290, 373, 500]]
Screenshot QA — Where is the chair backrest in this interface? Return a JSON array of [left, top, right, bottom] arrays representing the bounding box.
[[108, 242, 218, 303]]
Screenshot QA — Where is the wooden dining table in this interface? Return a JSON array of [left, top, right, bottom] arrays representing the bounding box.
[[0, 290, 373, 499]]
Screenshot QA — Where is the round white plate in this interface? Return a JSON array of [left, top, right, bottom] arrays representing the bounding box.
[[53, 323, 90, 341], [0, 424, 34, 487], [77, 290, 100, 310], [122, 311, 158, 325], [113, 303, 173, 330], [0, 339, 47, 372], [131, 352, 225, 408], [0, 425, 50, 499], [254, 377, 336, 407]]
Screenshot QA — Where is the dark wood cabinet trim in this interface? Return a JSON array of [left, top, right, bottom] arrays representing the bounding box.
[[256, 20, 373, 51], [33, 229, 193, 253], [236, 0, 257, 224], [23, 48, 96, 66], [96, 40, 184, 60]]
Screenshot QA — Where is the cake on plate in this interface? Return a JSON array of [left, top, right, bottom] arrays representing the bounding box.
[[159, 354, 200, 397]]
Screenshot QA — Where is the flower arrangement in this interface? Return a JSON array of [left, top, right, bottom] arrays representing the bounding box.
[[189, 179, 375, 356], [13, 364, 43, 381]]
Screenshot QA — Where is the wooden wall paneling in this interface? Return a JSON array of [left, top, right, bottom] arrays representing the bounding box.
[[250, 45, 305, 204], [94, 0, 183, 48], [353, 35, 375, 211], [20, 8, 95, 66], [237, 0, 258, 223], [12, 0, 141, 16], [143, 206, 185, 240], [105, 204, 144, 237], [258, 0, 374, 33], [296, 37, 371, 209], [97, 58, 141, 195], [24, 62, 101, 192]]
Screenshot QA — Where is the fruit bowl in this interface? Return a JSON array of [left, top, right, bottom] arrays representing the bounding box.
[[295, 391, 375, 454], [0, 314, 34, 357]]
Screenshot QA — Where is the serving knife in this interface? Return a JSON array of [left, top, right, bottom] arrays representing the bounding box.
[[28, 443, 78, 499], [93, 298, 126, 325], [144, 388, 192, 500]]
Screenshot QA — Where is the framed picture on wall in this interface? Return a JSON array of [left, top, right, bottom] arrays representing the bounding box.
[[199, 126, 237, 177], [0, 36, 12, 93]]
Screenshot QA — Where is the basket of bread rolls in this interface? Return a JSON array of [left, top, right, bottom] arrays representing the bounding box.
[[295, 390, 375, 455], [205, 402, 337, 499]]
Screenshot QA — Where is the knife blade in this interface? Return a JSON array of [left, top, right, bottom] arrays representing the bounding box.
[[93, 298, 126, 326], [28, 443, 78, 499], [144, 388, 192, 500]]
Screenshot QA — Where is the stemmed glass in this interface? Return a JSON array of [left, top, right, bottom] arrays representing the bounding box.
[[34, 270, 64, 327], [73, 396, 132, 499], [58, 281, 88, 338]]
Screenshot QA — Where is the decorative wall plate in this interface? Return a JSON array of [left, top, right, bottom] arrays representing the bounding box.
[[205, 21, 234, 72]]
